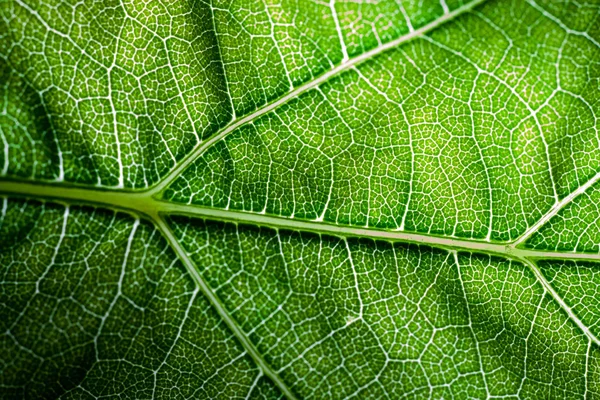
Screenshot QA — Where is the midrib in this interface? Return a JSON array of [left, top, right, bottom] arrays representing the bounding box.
[[3, 179, 599, 262]]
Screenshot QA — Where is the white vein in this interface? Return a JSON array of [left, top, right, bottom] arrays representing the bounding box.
[[330, 0, 349, 63], [149, 0, 487, 195], [514, 170, 600, 246], [524, 258, 600, 347]]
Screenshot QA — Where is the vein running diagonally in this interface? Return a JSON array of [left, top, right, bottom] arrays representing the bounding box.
[[526, 0, 600, 49], [148, 0, 488, 195], [329, 0, 349, 63], [522, 258, 600, 347], [107, 19, 126, 189], [513, 170, 600, 247], [153, 216, 298, 400]]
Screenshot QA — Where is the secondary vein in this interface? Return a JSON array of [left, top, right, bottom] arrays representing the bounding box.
[[154, 216, 299, 400], [148, 0, 487, 196], [513, 170, 600, 247], [522, 258, 600, 347]]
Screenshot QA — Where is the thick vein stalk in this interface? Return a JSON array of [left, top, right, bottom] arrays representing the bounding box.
[[3, 179, 600, 262]]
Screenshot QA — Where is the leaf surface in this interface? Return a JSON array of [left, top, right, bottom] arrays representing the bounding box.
[[2, 0, 600, 398]]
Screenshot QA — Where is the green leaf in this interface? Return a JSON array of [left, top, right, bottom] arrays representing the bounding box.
[[1, 0, 600, 398]]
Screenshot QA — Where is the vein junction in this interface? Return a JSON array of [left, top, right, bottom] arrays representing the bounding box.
[[3, 0, 600, 396], [1, 179, 598, 264]]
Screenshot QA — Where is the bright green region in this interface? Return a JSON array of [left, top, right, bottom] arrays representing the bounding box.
[[0, 198, 282, 399], [165, 0, 600, 241], [526, 183, 600, 252], [337, 0, 466, 57], [0, 0, 231, 188], [169, 215, 598, 399], [210, 0, 473, 117]]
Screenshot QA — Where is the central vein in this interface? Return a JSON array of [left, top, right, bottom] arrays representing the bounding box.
[[2, 179, 599, 263]]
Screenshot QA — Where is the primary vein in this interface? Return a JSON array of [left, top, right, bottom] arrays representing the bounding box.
[[4, 177, 600, 387], [3, 179, 600, 263]]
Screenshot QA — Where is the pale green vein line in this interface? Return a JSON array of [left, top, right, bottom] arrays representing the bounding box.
[[518, 250, 600, 262], [4, 179, 600, 262], [154, 216, 299, 400], [329, 0, 349, 63], [148, 0, 487, 195], [522, 258, 600, 347], [526, 0, 600, 48], [513, 170, 600, 247], [162, 201, 512, 255], [158, 204, 600, 262], [585, 340, 592, 400]]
